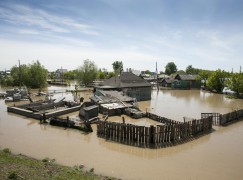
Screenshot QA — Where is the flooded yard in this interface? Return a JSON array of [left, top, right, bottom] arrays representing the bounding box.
[[1, 88, 243, 179]]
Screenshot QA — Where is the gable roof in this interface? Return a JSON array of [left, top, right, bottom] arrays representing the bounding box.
[[161, 78, 177, 84], [175, 74, 198, 81], [100, 72, 151, 88]]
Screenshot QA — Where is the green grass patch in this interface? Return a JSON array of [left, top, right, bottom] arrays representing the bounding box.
[[0, 148, 117, 180]]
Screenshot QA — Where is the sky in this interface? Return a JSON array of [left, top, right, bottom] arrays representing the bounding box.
[[0, 0, 243, 72]]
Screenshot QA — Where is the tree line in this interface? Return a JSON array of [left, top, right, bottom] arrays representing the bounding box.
[[0, 60, 124, 89], [0, 60, 242, 96]]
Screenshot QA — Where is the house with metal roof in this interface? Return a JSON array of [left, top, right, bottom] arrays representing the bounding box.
[[95, 72, 151, 101], [172, 74, 201, 89]]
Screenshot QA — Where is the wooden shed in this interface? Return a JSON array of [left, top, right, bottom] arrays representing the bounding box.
[[79, 105, 99, 120]]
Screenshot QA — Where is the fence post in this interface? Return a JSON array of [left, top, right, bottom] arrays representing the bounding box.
[[150, 125, 155, 144]]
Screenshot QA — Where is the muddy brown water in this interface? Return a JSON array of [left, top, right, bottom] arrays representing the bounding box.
[[1, 87, 243, 180]]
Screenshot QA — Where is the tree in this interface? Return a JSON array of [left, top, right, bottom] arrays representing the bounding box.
[[165, 62, 177, 75], [97, 69, 105, 79], [226, 73, 243, 95], [76, 59, 98, 86], [145, 70, 151, 75], [112, 61, 123, 74], [186, 65, 199, 74], [197, 70, 211, 87], [107, 72, 115, 78], [27, 61, 48, 89], [64, 70, 76, 80], [8, 61, 47, 88], [207, 69, 228, 93], [176, 70, 186, 75]]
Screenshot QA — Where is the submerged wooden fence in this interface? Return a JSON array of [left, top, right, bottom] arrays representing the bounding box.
[[201, 109, 243, 126], [97, 114, 212, 148]]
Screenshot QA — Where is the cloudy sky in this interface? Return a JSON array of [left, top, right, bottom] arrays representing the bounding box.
[[0, 0, 242, 72]]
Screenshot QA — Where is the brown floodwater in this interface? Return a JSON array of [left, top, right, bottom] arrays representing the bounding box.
[[1, 87, 243, 180]]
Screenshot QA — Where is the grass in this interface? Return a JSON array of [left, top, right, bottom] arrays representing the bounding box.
[[0, 148, 117, 180]]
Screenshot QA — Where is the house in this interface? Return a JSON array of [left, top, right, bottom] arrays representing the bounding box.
[[160, 78, 177, 87], [172, 74, 201, 89], [55, 69, 67, 80], [95, 72, 151, 101]]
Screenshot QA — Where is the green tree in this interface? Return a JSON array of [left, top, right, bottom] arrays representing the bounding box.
[[165, 62, 177, 75], [64, 70, 76, 80], [145, 70, 151, 75], [112, 61, 123, 74], [27, 61, 48, 88], [107, 72, 115, 78], [226, 73, 243, 95], [1, 61, 47, 88], [207, 69, 228, 93], [176, 70, 186, 75], [197, 70, 211, 87], [97, 69, 105, 80], [185, 65, 199, 74], [76, 59, 98, 86]]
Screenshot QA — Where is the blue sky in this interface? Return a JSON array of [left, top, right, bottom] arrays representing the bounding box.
[[0, 0, 243, 72]]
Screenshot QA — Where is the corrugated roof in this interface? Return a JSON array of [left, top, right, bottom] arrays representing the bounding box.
[[100, 72, 151, 88]]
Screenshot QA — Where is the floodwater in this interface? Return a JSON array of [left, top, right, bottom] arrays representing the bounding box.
[[1, 87, 243, 180]]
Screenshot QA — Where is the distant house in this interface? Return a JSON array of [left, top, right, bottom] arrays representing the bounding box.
[[160, 78, 177, 87], [95, 72, 151, 101], [55, 69, 67, 80], [172, 74, 201, 89]]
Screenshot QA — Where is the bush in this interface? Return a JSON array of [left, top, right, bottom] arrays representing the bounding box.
[[8, 171, 17, 179], [3, 148, 11, 154], [42, 157, 50, 163]]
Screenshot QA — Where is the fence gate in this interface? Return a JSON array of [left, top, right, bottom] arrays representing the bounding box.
[[201, 113, 221, 126]]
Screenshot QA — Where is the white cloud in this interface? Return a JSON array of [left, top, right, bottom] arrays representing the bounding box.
[[0, 4, 99, 35]]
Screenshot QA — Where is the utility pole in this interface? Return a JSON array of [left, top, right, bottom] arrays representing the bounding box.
[[156, 62, 159, 91], [240, 66, 242, 74], [19, 59, 22, 87]]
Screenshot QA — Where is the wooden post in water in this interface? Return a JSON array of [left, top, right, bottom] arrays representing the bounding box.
[[122, 116, 125, 124]]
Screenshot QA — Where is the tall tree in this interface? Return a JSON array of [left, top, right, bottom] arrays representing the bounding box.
[[76, 59, 98, 86], [165, 62, 177, 75], [28, 60, 48, 89], [207, 69, 228, 93], [112, 61, 123, 74]]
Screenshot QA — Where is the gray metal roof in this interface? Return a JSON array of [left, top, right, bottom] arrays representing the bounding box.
[[100, 72, 151, 88]]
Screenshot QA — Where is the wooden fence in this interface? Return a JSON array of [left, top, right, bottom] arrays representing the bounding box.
[[201, 109, 243, 126], [201, 113, 221, 125], [146, 112, 183, 125], [97, 116, 212, 148]]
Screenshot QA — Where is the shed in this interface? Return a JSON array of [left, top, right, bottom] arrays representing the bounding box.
[[79, 105, 99, 120]]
